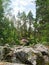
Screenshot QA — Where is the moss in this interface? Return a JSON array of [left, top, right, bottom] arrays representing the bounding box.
[[46, 62, 49, 65], [36, 56, 45, 65]]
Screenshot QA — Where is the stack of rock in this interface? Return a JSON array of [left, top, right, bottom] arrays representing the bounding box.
[[0, 44, 49, 65]]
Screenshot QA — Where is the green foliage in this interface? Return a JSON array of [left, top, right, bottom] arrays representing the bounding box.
[[0, 0, 20, 45], [0, 0, 49, 46], [0, 17, 18, 45], [36, 0, 49, 45]]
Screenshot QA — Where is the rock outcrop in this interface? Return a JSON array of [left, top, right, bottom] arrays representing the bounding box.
[[0, 44, 49, 65], [0, 62, 26, 65]]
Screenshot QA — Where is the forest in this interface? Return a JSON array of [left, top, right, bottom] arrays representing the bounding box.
[[0, 0, 49, 65], [0, 0, 49, 46]]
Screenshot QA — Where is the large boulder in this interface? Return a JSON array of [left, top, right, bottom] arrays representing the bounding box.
[[12, 45, 49, 65], [13, 46, 39, 65], [34, 44, 49, 56], [34, 44, 49, 64], [0, 44, 49, 65]]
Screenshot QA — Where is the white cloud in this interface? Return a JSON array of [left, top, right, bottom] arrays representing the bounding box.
[[20, 0, 28, 6], [10, 0, 36, 17]]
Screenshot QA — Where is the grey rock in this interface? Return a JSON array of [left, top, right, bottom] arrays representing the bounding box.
[[34, 44, 49, 56], [0, 44, 49, 65], [0, 62, 26, 65]]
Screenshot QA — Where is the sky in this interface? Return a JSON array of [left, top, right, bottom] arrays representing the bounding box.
[[10, 0, 36, 18]]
